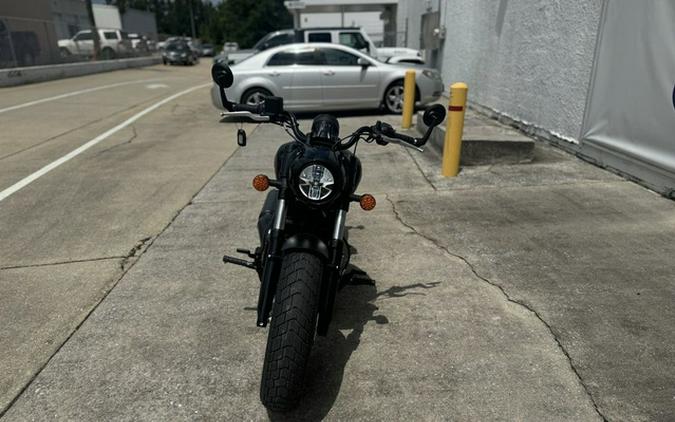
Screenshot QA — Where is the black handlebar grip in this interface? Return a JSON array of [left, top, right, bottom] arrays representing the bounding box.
[[393, 132, 417, 145], [373, 121, 421, 147], [232, 102, 263, 114]]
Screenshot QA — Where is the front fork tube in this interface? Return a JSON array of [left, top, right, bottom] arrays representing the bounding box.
[[256, 198, 287, 327], [317, 208, 347, 336]]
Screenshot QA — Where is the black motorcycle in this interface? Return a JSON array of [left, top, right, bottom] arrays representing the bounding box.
[[211, 62, 446, 411]]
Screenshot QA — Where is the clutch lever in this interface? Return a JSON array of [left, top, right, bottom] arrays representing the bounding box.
[[219, 111, 270, 122], [381, 135, 425, 152]]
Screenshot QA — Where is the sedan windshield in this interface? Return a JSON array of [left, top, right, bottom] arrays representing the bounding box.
[[167, 43, 188, 52]]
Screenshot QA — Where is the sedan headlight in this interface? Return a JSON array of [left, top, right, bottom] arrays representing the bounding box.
[[298, 164, 334, 201]]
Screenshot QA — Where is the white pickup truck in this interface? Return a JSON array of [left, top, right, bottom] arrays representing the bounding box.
[[216, 27, 422, 65]]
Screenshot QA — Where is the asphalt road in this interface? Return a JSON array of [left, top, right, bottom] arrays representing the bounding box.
[[0, 61, 239, 415]]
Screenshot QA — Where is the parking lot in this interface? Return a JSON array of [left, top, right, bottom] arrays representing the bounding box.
[[1, 62, 675, 421]]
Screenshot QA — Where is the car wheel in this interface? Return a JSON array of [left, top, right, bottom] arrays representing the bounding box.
[[59, 47, 71, 58], [383, 81, 405, 114], [101, 48, 116, 60], [241, 88, 272, 107]]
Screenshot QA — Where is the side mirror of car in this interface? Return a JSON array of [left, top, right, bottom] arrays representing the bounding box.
[[357, 57, 371, 67], [422, 104, 446, 127]]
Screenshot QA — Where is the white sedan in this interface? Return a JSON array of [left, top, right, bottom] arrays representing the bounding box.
[[211, 43, 443, 114]]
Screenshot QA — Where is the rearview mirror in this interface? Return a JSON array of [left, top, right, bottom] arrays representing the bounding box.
[[422, 104, 446, 127], [357, 57, 371, 67], [211, 62, 233, 88]]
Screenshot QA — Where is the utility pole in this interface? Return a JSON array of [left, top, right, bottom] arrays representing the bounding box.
[[85, 0, 101, 60], [189, 0, 197, 39]]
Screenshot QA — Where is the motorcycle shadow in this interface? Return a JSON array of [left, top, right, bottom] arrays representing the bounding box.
[[268, 267, 441, 421]]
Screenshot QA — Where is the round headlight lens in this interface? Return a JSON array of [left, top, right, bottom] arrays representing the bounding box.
[[298, 164, 334, 201]]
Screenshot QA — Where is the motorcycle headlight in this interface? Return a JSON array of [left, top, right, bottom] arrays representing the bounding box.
[[298, 164, 334, 201]]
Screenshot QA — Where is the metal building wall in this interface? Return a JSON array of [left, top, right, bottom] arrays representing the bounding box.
[[457, 0, 600, 141], [397, 0, 675, 195], [396, 0, 438, 50], [581, 0, 675, 196], [398, 0, 602, 142]]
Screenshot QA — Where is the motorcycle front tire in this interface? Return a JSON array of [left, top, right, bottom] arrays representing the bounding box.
[[260, 251, 322, 412]]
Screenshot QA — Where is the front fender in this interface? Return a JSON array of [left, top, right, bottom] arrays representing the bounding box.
[[282, 234, 329, 261]]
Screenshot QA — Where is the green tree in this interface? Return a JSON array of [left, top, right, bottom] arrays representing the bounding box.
[[215, 0, 292, 47], [106, 0, 291, 46]]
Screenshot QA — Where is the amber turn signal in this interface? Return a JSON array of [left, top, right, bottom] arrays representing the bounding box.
[[252, 174, 270, 191], [359, 194, 376, 211]]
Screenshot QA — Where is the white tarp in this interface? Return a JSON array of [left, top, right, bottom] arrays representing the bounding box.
[[581, 0, 675, 195]]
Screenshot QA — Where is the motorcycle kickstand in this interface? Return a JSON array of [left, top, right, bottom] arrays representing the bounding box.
[[339, 265, 374, 290]]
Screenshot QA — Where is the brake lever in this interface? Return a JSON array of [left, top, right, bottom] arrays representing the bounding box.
[[381, 135, 425, 152]]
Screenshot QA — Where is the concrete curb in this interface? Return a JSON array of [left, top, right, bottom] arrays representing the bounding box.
[[0, 57, 162, 88], [416, 109, 535, 165]]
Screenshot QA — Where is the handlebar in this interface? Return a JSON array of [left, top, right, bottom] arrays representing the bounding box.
[[220, 95, 440, 152], [212, 62, 446, 151], [336, 120, 431, 151]]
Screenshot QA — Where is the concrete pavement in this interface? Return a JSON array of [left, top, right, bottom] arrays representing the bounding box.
[[0, 61, 239, 415], [407, 142, 675, 421], [1, 63, 674, 421]]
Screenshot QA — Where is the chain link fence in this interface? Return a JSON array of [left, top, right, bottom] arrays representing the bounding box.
[[0, 16, 58, 68], [0, 15, 157, 70]]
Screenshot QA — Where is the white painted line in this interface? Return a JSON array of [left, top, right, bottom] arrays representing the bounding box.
[[0, 78, 164, 115], [146, 83, 169, 89], [0, 82, 210, 203]]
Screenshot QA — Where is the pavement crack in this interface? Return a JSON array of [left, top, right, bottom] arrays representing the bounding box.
[[120, 235, 152, 270], [98, 126, 138, 154], [384, 194, 608, 422], [0, 256, 125, 271], [405, 148, 437, 191], [0, 92, 165, 163], [0, 231, 161, 418]]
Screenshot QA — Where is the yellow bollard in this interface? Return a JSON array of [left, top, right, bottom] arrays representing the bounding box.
[[401, 70, 416, 128], [442, 82, 469, 177]]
